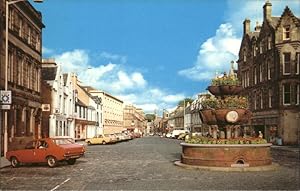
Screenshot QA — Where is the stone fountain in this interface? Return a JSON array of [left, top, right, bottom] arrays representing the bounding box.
[[175, 62, 276, 171]]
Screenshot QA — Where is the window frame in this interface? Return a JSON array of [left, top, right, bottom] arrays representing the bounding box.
[[283, 83, 291, 105], [283, 53, 291, 75]]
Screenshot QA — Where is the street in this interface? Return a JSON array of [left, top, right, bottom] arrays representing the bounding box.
[[0, 137, 299, 190]]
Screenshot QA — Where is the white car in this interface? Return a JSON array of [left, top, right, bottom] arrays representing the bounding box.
[[171, 130, 189, 139], [166, 133, 172, 138]]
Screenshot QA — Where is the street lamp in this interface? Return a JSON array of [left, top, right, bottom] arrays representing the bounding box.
[[3, 0, 43, 156]]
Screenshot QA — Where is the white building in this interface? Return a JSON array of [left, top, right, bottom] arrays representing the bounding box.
[[41, 59, 75, 138]]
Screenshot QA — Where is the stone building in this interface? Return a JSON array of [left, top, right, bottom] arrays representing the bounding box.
[[0, 1, 44, 155], [123, 105, 146, 134], [237, 1, 300, 145], [86, 89, 124, 134], [41, 59, 76, 139]]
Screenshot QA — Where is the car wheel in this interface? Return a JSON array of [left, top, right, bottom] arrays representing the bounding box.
[[87, 141, 92, 145], [102, 141, 106, 145], [11, 157, 19, 168], [66, 159, 76, 165], [47, 156, 57, 168]]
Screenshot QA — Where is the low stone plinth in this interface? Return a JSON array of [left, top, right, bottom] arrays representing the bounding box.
[[181, 143, 272, 167]]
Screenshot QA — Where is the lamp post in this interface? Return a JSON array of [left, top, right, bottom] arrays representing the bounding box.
[[4, 0, 43, 156]]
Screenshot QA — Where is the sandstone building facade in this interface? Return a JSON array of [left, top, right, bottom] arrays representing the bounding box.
[[0, 1, 44, 155], [237, 2, 300, 145]]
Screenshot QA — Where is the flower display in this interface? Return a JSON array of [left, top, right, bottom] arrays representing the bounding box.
[[211, 73, 241, 86], [186, 136, 268, 144]]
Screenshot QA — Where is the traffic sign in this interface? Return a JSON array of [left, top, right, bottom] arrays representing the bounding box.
[[0, 90, 12, 105]]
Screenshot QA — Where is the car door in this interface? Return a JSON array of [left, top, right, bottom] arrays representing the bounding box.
[[21, 140, 37, 163], [33, 140, 48, 163]]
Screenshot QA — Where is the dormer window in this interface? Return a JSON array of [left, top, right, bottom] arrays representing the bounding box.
[[283, 26, 290, 40]]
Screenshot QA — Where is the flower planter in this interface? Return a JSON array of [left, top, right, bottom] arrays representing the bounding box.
[[219, 85, 243, 95], [200, 109, 217, 125], [207, 86, 221, 96], [214, 108, 230, 123], [235, 108, 251, 123]]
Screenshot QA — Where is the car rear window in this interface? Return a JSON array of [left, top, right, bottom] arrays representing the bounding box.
[[52, 138, 73, 145]]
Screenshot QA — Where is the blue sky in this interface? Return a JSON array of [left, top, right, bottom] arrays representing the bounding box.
[[33, 0, 299, 113]]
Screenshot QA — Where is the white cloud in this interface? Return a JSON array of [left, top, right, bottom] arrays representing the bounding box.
[[179, 23, 240, 81], [162, 94, 185, 103], [99, 51, 127, 64], [179, 0, 299, 82], [42, 46, 54, 55], [50, 49, 185, 113]]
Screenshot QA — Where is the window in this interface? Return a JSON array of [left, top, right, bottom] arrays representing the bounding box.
[[283, 26, 290, 40], [260, 92, 263, 109], [259, 64, 263, 82], [254, 93, 257, 110], [259, 42, 263, 54], [283, 53, 291, 75], [296, 53, 300, 75], [254, 67, 257, 84], [253, 46, 256, 57], [283, 83, 291, 105], [243, 49, 247, 62], [268, 89, 273, 108], [267, 61, 271, 80], [295, 84, 299, 105], [268, 36, 272, 50]]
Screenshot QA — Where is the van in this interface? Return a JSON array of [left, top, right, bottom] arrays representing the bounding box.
[[171, 129, 189, 139]]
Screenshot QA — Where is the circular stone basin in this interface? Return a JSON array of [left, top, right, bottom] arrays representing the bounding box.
[[180, 143, 272, 167]]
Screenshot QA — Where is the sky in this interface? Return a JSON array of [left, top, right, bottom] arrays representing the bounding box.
[[32, 0, 300, 114]]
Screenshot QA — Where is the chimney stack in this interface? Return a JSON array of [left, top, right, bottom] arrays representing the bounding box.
[[243, 19, 251, 34], [263, 0, 272, 21]]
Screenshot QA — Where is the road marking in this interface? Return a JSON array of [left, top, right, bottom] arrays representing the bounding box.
[[50, 178, 70, 191]]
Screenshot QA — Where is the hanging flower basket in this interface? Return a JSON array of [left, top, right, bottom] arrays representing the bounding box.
[[207, 86, 221, 96], [200, 109, 217, 125], [219, 85, 243, 95], [214, 108, 230, 123], [235, 108, 252, 123]]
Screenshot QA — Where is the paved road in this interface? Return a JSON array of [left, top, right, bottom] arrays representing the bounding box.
[[0, 137, 299, 190]]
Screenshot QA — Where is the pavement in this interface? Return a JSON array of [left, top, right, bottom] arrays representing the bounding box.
[[0, 156, 10, 169]]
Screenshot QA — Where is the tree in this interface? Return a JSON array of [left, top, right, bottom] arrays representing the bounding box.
[[178, 98, 194, 107], [145, 114, 156, 122]]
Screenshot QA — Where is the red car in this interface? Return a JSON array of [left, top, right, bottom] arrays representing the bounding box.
[[6, 137, 85, 168]]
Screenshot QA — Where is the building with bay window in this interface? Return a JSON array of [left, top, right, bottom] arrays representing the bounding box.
[[237, 1, 300, 145]]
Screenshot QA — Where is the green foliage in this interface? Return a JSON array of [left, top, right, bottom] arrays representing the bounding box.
[[211, 73, 241, 86], [178, 98, 194, 107], [145, 114, 156, 122], [185, 136, 268, 144], [201, 96, 249, 109]]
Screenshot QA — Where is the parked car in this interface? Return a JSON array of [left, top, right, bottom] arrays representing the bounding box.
[[105, 134, 118, 143], [171, 130, 189, 139], [85, 134, 112, 145], [6, 137, 85, 168]]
